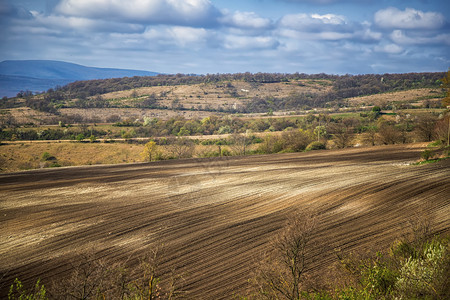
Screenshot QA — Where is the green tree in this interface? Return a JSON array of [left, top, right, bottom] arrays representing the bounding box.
[[314, 126, 326, 142], [141, 140, 158, 162]]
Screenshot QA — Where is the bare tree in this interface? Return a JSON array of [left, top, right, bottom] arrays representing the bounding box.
[[50, 251, 109, 300], [167, 137, 195, 159], [330, 123, 354, 148], [377, 122, 401, 145], [50, 247, 187, 300], [130, 248, 162, 299], [253, 211, 318, 300], [414, 114, 438, 142], [362, 126, 378, 146], [229, 132, 250, 155], [130, 247, 187, 300], [435, 114, 450, 146]]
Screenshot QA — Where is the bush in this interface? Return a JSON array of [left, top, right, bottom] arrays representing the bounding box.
[[396, 238, 449, 299], [306, 141, 326, 151], [421, 149, 434, 161], [427, 140, 443, 148], [282, 129, 314, 152], [8, 278, 48, 300], [221, 148, 232, 156], [41, 152, 56, 161]]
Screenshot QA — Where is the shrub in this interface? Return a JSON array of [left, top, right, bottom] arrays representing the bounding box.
[[396, 238, 449, 299], [8, 278, 47, 300], [282, 129, 314, 152], [75, 133, 85, 141], [41, 152, 56, 161], [221, 148, 232, 156], [306, 141, 326, 151], [427, 140, 443, 148], [421, 149, 434, 161]]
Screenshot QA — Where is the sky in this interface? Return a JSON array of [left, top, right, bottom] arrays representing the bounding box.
[[0, 0, 449, 75]]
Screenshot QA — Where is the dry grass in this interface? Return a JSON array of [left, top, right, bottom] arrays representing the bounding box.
[[59, 107, 218, 122], [0, 142, 143, 172], [346, 88, 443, 106], [100, 80, 332, 111], [0, 141, 260, 173], [5, 107, 56, 124]]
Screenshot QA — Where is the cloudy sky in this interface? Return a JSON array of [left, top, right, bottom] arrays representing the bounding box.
[[1, 0, 449, 74]]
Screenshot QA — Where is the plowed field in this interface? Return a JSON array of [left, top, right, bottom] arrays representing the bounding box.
[[1, 144, 449, 298]]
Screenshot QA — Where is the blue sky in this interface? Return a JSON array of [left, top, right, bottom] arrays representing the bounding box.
[[1, 0, 449, 74]]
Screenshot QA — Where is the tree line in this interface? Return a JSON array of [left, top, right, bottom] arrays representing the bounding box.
[[2, 112, 449, 148]]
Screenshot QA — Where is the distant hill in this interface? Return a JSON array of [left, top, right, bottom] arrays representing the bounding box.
[[0, 60, 159, 97]]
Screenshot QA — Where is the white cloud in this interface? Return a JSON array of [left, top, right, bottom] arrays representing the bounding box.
[[310, 14, 346, 25], [139, 25, 213, 50], [374, 7, 445, 30], [1, 0, 448, 75], [277, 13, 368, 42], [280, 0, 364, 3], [35, 14, 145, 33], [355, 28, 382, 42], [374, 43, 404, 54], [223, 35, 279, 50], [168, 26, 210, 47], [390, 30, 450, 46], [279, 13, 347, 31], [219, 11, 272, 30], [55, 0, 219, 27]]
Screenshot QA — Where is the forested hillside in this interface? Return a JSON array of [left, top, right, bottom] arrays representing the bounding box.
[[61, 72, 443, 100], [3, 72, 444, 116]]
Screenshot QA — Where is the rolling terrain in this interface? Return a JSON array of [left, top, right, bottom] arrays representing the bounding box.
[[1, 144, 449, 298]]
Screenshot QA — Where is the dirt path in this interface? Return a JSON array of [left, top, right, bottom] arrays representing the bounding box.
[[1, 144, 449, 298]]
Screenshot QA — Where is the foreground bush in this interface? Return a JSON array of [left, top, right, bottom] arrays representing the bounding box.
[[246, 212, 449, 300], [8, 278, 47, 300]]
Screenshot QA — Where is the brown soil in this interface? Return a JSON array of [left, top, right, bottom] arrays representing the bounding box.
[[0, 144, 449, 298]]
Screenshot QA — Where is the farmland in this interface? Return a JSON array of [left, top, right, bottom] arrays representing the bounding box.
[[1, 144, 449, 298], [1, 71, 449, 298]]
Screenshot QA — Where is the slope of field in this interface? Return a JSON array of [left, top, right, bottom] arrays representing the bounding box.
[[0, 144, 449, 298], [346, 88, 443, 107], [94, 79, 332, 111]]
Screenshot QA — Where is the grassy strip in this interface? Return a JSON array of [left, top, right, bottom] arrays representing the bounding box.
[[413, 156, 450, 165]]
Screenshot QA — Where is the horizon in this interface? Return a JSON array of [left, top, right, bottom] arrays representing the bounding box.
[[1, 59, 447, 77], [0, 1, 449, 75]]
